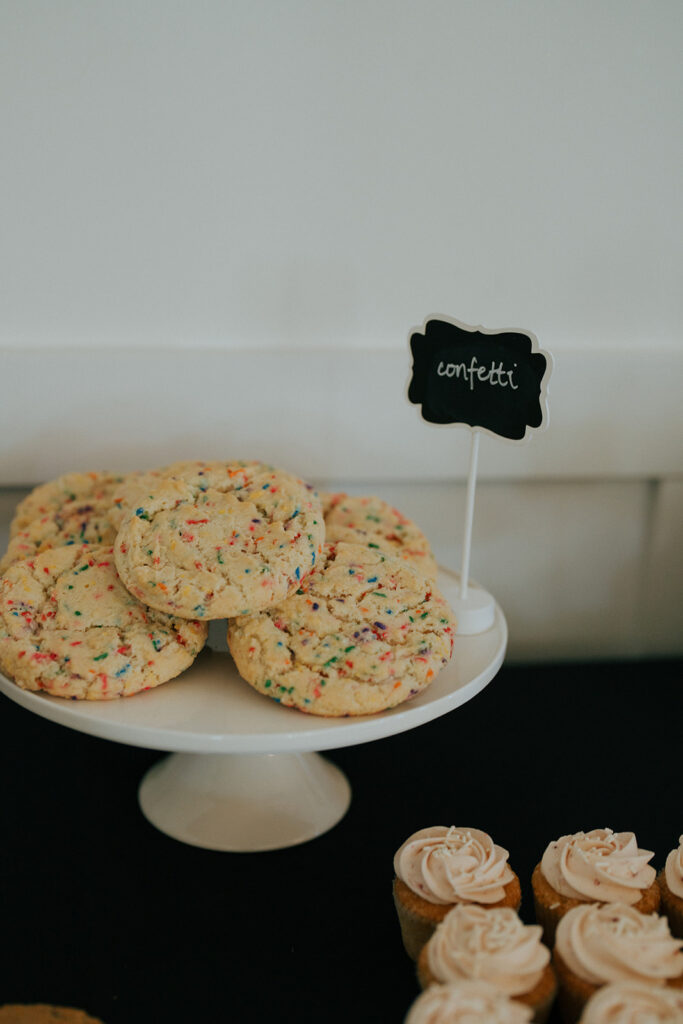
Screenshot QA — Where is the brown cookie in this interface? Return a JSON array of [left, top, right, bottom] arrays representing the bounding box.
[[0, 1007, 104, 1024]]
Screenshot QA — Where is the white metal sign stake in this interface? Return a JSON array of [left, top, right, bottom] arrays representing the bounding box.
[[459, 428, 479, 602], [444, 428, 497, 634]]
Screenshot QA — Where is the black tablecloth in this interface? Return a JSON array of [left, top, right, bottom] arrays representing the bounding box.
[[1, 657, 680, 1023]]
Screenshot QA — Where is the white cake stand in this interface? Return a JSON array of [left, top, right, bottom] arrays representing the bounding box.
[[0, 568, 506, 852]]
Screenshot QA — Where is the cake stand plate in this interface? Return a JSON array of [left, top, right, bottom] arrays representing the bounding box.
[[0, 568, 507, 852]]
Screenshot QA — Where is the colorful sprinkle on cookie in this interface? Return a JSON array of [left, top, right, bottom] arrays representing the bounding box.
[[114, 461, 324, 619], [227, 541, 455, 716], [10, 471, 127, 538], [320, 492, 439, 581], [0, 545, 207, 699]]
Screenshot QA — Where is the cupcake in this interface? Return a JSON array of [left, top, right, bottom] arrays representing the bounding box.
[[553, 901, 683, 1023], [659, 836, 683, 939], [578, 980, 683, 1023], [417, 904, 557, 1024], [405, 980, 533, 1024], [393, 826, 522, 960], [531, 828, 659, 947]]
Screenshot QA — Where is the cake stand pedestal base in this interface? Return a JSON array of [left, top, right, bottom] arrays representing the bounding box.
[[137, 751, 352, 852]]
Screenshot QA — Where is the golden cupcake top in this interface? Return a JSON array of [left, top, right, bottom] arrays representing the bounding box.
[[425, 904, 550, 996], [394, 826, 515, 905], [578, 980, 683, 1023], [405, 980, 533, 1024], [665, 835, 683, 899], [555, 901, 683, 986], [540, 828, 656, 904]]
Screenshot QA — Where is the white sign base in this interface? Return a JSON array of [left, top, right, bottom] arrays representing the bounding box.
[[439, 572, 496, 635]]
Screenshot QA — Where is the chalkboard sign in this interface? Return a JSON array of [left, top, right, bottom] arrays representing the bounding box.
[[408, 317, 551, 442]]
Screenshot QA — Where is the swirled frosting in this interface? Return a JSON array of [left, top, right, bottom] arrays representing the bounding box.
[[540, 828, 655, 904], [394, 826, 515, 905], [426, 904, 550, 996], [579, 980, 683, 1023], [665, 836, 683, 899], [556, 902, 683, 985], [405, 981, 533, 1024]]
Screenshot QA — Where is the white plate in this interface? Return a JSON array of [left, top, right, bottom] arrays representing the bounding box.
[[0, 569, 507, 849], [0, 568, 506, 755]]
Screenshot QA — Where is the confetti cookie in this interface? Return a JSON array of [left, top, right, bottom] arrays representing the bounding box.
[[1, 494, 120, 573], [0, 545, 207, 700], [9, 471, 126, 538], [0, 1006, 105, 1023], [227, 541, 455, 716], [108, 461, 217, 530], [321, 492, 439, 581], [114, 461, 324, 620]]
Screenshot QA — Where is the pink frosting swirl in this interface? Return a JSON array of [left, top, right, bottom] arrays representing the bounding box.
[[665, 836, 683, 899], [426, 904, 550, 996], [540, 828, 655, 904], [394, 826, 515, 905], [555, 902, 683, 985], [579, 981, 683, 1023], [405, 981, 533, 1024]]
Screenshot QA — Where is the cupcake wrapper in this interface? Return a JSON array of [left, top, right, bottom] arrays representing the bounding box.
[[416, 944, 434, 989], [553, 950, 598, 1024], [515, 965, 558, 1024], [658, 869, 683, 940], [531, 863, 566, 949], [666, 902, 683, 940], [393, 890, 439, 961], [532, 895, 563, 952]]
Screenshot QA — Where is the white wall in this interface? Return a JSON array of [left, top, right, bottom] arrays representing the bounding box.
[[1, 2, 681, 661], [1, 1, 682, 353], [1, 347, 681, 661]]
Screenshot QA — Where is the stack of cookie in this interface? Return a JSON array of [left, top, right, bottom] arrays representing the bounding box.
[[0, 461, 455, 713]]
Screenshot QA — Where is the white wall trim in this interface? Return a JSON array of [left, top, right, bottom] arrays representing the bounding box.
[[2, 346, 681, 486]]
